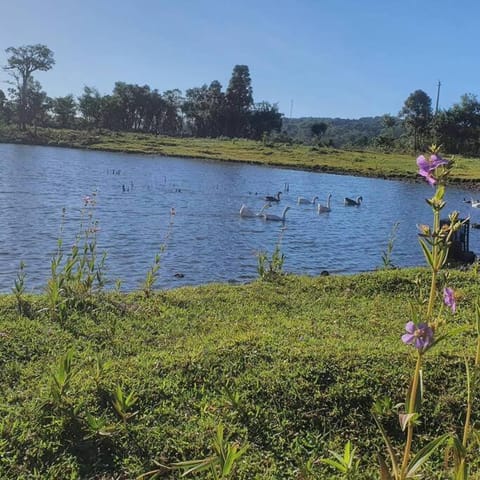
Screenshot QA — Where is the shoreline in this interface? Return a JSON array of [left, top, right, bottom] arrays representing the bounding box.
[[1, 127, 480, 188]]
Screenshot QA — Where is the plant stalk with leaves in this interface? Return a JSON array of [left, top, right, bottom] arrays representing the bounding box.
[[374, 146, 464, 479]]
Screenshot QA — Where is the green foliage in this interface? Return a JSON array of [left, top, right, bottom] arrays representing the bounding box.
[[4, 44, 55, 129], [399, 89, 433, 150], [11, 261, 30, 317], [257, 244, 285, 281], [141, 209, 175, 297], [319, 440, 359, 478], [44, 194, 106, 322], [49, 349, 75, 408], [169, 425, 248, 479], [111, 385, 138, 423], [2, 268, 480, 478], [380, 221, 400, 270]]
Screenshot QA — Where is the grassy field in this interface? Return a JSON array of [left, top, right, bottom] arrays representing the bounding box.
[[2, 125, 480, 183], [1, 268, 480, 479]]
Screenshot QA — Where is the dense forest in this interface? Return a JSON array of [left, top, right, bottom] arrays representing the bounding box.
[[2, 44, 480, 156]]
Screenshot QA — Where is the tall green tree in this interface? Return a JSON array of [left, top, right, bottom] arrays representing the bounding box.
[[435, 94, 480, 155], [206, 80, 226, 137], [3, 44, 55, 129], [161, 89, 183, 136], [8, 78, 50, 130], [78, 86, 103, 129], [225, 65, 253, 137], [310, 121, 328, 141], [399, 89, 432, 150], [183, 84, 210, 136], [249, 102, 283, 140], [52, 94, 77, 128]]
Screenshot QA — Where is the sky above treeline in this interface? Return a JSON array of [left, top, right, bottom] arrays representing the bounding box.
[[1, 0, 478, 119]]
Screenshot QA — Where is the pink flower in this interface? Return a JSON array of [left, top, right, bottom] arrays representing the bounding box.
[[443, 287, 456, 313], [402, 321, 434, 350], [416, 154, 449, 186]]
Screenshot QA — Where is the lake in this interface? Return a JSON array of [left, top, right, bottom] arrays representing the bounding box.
[[0, 143, 479, 293]]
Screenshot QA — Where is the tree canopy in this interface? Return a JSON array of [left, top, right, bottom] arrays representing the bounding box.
[[4, 44, 55, 129]]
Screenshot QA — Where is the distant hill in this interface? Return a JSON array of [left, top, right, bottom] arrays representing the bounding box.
[[282, 116, 402, 148]]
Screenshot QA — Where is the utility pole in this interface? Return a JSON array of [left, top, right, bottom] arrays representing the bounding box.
[[435, 80, 441, 115], [290, 99, 294, 119]]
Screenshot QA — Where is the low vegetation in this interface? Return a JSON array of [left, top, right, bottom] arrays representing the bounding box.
[[1, 267, 479, 479]]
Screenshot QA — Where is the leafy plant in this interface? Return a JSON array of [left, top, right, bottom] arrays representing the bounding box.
[[372, 147, 471, 479], [257, 244, 285, 280], [380, 221, 400, 270], [138, 425, 247, 479], [49, 349, 75, 409], [319, 440, 360, 478], [142, 208, 175, 297], [111, 385, 138, 423], [44, 194, 106, 322], [11, 260, 30, 316]]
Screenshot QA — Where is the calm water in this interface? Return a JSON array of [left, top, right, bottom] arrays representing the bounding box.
[[1, 143, 479, 293]]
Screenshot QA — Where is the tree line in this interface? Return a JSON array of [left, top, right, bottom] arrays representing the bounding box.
[[0, 44, 283, 140], [2, 44, 480, 156], [283, 90, 480, 156]]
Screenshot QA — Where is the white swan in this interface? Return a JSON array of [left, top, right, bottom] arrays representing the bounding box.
[[344, 196, 363, 206], [264, 191, 282, 202], [297, 195, 318, 205], [318, 194, 332, 213], [240, 203, 270, 218], [471, 198, 480, 208], [262, 206, 291, 222]]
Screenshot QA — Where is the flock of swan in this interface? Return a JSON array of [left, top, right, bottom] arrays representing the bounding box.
[[239, 191, 363, 222]]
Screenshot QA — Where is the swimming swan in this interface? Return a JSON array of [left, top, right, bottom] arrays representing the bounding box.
[[471, 198, 480, 208], [262, 206, 291, 222], [344, 196, 363, 206], [317, 194, 332, 213], [239, 203, 270, 217], [297, 195, 318, 205], [264, 191, 282, 202]]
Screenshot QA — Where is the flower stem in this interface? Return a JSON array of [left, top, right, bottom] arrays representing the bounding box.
[[427, 208, 440, 321], [400, 352, 422, 478]]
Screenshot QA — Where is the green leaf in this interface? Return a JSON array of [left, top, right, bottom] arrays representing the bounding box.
[[319, 458, 347, 473], [171, 456, 217, 477], [435, 184, 445, 201], [372, 413, 400, 478], [406, 433, 449, 477], [418, 238, 434, 267]]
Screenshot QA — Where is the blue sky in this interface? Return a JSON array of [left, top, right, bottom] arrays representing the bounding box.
[[0, 0, 478, 119]]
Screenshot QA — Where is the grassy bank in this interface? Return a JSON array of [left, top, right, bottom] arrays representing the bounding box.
[[2, 125, 480, 183], [1, 268, 479, 479]]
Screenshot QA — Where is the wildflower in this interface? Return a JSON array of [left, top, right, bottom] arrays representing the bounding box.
[[0, 332, 8, 338], [443, 287, 456, 313], [416, 154, 449, 186], [402, 321, 434, 350]]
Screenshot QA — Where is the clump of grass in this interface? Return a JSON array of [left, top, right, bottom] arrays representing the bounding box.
[[44, 194, 106, 322], [380, 221, 400, 270], [142, 208, 175, 298]]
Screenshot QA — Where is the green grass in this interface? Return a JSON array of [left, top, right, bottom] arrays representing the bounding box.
[[2, 125, 480, 183], [1, 268, 480, 478]]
